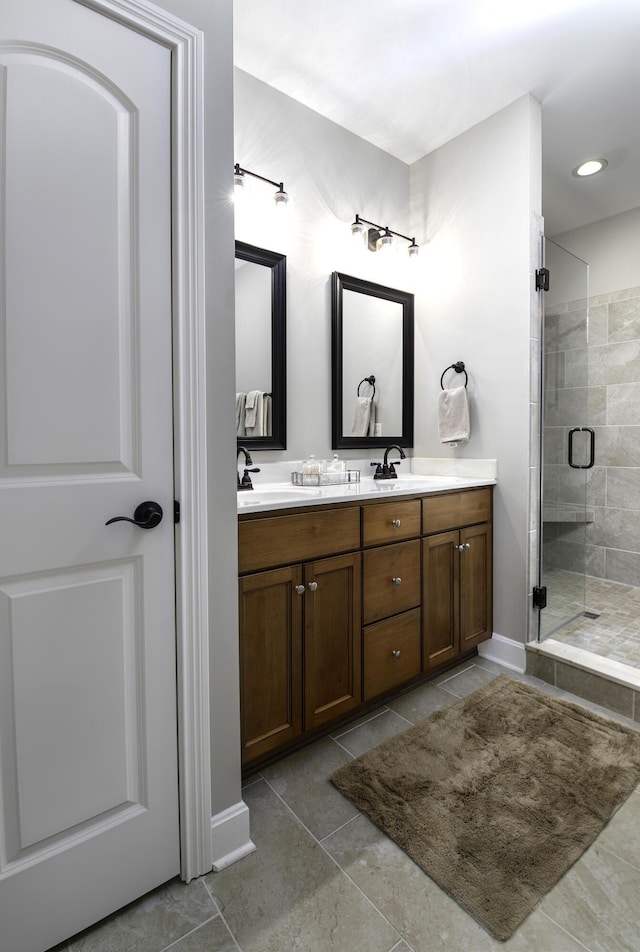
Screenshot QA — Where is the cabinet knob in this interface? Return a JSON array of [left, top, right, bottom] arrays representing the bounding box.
[[391, 519, 401, 527], [457, 542, 471, 551], [307, 581, 318, 592], [295, 584, 305, 595], [392, 576, 402, 585], [391, 649, 401, 659]]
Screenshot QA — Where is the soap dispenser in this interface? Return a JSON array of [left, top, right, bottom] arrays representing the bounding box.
[[326, 454, 346, 475]]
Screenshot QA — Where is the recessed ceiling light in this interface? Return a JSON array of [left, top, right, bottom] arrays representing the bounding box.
[[572, 158, 608, 177]]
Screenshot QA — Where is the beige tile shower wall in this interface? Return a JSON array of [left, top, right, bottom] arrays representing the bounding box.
[[544, 285, 640, 588]]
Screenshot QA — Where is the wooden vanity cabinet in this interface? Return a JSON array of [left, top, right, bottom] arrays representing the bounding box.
[[422, 489, 492, 671], [238, 486, 493, 767], [238, 507, 361, 766]]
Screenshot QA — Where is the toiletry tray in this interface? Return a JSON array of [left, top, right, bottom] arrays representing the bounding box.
[[291, 470, 361, 487]]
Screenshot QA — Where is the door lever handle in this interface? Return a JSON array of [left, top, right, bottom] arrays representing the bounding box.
[[106, 501, 163, 529]]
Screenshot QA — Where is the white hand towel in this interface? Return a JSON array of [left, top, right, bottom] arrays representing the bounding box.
[[351, 396, 372, 436], [438, 386, 470, 444], [236, 392, 246, 437], [244, 389, 260, 429]]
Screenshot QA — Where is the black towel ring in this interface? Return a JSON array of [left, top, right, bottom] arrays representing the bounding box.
[[357, 374, 376, 398], [440, 361, 468, 390]]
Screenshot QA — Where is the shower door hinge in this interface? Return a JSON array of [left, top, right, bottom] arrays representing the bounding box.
[[535, 268, 550, 292], [174, 500, 180, 524], [533, 585, 547, 609]]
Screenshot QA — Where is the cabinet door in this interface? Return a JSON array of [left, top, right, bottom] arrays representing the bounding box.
[[304, 552, 361, 731], [422, 530, 459, 670], [239, 566, 303, 764], [459, 522, 492, 650]]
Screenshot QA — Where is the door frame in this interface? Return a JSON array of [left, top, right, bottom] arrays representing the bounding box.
[[79, 0, 210, 882]]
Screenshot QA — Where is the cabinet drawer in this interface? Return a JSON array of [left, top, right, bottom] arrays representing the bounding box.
[[363, 609, 421, 701], [238, 506, 360, 573], [362, 498, 421, 547], [422, 488, 491, 535], [363, 539, 420, 624]]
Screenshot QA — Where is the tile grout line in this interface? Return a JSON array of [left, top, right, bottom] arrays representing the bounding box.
[[595, 840, 640, 877], [158, 913, 227, 952], [388, 939, 416, 952], [318, 810, 362, 844], [331, 705, 391, 740], [331, 735, 358, 758], [536, 908, 595, 952], [200, 878, 244, 952], [261, 775, 407, 948]]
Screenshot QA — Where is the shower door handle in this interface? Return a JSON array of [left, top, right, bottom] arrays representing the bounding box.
[[568, 427, 595, 469]]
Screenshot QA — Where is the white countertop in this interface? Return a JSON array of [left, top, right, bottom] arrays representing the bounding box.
[[237, 474, 496, 515]]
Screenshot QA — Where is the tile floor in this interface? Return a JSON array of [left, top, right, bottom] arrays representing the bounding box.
[[51, 657, 640, 952], [541, 568, 640, 669]]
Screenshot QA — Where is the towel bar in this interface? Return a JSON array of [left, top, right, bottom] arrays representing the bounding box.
[[440, 361, 468, 390]]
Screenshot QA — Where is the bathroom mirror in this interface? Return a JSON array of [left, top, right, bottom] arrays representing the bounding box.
[[235, 241, 286, 450], [331, 272, 414, 449]]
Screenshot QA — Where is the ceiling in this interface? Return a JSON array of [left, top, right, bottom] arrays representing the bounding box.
[[234, 0, 640, 236]]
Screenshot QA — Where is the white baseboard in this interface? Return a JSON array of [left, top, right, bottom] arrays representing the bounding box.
[[478, 633, 527, 673], [210, 800, 256, 872]]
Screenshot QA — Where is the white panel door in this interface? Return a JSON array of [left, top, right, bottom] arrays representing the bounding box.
[[0, 2, 179, 949]]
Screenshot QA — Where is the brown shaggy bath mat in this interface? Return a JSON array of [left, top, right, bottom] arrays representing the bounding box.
[[331, 674, 640, 940]]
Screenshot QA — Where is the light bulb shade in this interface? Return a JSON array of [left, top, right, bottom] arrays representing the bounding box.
[[274, 187, 289, 207], [233, 171, 245, 191], [378, 230, 394, 253], [351, 219, 366, 240], [408, 241, 419, 258]]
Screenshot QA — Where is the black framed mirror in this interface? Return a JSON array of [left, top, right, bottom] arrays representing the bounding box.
[[331, 272, 414, 449], [235, 241, 286, 450]]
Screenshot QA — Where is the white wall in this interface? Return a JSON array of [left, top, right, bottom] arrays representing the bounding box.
[[410, 95, 542, 644], [552, 206, 640, 297], [234, 68, 412, 462], [156, 0, 241, 831]]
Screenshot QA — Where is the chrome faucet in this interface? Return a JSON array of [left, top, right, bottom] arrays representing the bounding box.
[[237, 445, 260, 491], [371, 444, 406, 480]]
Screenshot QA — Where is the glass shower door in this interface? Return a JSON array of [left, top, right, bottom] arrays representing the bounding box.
[[538, 238, 592, 640]]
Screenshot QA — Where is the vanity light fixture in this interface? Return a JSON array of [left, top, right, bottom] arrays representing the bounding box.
[[233, 163, 289, 206], [351, 214, 419, 258], [572, 158, 608, 177]]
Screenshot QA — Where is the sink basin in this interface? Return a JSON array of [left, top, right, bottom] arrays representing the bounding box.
[[370, 475, 473, 491], [237, 486, 322, 506]]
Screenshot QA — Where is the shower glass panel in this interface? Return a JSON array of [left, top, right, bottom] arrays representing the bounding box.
[[538, 238, 591, 640]]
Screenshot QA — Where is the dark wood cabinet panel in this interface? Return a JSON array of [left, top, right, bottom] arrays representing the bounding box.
[[422, 487, 491, 535], [363, 608, 421, 701], [422, 530, 459, 670], [362, 498, 421, 547], [422, 522, 492, 671], [239, 566, 303, 763], [238, 506, 360, 573], [363, 539, 421, 624], [459, 522, 493, 651], [304, 552, 361, 731]]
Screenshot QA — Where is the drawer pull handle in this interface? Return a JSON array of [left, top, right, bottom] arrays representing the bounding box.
[[391, 649, 401, 659], [295, 584, 305, 595], [391, 519, 401, 527], [392, 576, 402, 585], [307, 581, 318, 592]]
